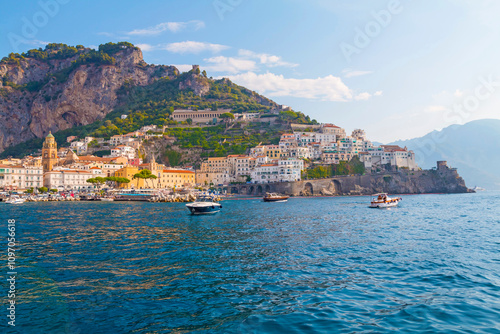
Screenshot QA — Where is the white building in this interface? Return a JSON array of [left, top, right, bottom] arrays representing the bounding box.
[[108, 145, 136, 160], [251, 159, 303, 184], [366, 145, 418, 170], [251, 164, 280, 183], [0, 165, 43, 190], [44, 169, 94, 191]]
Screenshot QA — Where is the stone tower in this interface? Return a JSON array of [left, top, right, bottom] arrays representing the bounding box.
[[42, 132, 58, 172]]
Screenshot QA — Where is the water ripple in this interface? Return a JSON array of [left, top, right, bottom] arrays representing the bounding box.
[[0, 192, 499, 333]]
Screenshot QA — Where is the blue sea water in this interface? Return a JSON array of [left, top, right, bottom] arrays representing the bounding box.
[[0, 191, 499, 333]]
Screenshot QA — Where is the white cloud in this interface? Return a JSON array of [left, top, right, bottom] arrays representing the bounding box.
[[127, 20, 205, 36], [163, 41, 229, 54], [225, 72, 361, 102], [342, 69, 373, 78], [204, 57, 257, 74], [454, 89, 464, 97], [136, 43, 154, 52], [20, 39, 50, 47], [238, 49, 298, 68], [374, 91, 383, 96], [424, 105, 448, 113], [172, 64, 195, 73], [355, 92, 372, 100]]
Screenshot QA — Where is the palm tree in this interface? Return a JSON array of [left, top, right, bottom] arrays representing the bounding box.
[[133, 169, 157, 189]]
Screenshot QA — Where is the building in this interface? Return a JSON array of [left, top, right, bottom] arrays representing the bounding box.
[[0, 165, 43, 190], [171, 108, 232, 124], [43, 169, 94, 191], [42, 132, 58, 172], [161, 170, 196, 188], [109, 145, 136, 160], [366, 145, 418, 170]]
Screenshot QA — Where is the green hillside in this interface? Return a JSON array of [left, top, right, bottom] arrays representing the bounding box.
[[0, 43, 316, 158]]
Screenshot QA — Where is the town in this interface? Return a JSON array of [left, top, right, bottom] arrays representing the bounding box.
[[0, 109, 418, 192]]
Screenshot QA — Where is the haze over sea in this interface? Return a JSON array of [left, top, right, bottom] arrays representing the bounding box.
[[1, 192, 499, 333]]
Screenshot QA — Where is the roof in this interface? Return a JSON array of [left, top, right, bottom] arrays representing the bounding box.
[[381, 145, 407, 152], [46, 132, 54, 138], [46, 170, 91, 174], [323, 124, 341, 128], [163, 170, 195, 174], [260, 164, 279, 167], [77, 156, 125, 163]]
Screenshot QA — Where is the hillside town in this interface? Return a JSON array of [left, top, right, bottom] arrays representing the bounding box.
[[0, 111, 418, 192]]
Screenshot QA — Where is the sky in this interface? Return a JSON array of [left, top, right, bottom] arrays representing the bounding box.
[[2, 0, 500, 143]]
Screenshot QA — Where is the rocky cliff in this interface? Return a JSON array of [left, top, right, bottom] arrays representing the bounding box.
[[226, 161, 473, 196], [0, 44, 179, 152]]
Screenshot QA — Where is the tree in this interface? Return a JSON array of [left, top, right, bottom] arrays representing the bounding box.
[[133, 169, 157, 189], [186, 118, 193, 125], [219, 112, 235, 129], [50, 189, 58, 193], [105, 176, 130, 188], [38, 187, 48, 193], [86, 177, 106, 189]]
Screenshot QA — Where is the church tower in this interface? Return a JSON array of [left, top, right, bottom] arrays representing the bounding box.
[[42, 132, 58, 172]]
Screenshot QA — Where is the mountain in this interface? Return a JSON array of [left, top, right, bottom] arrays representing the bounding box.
[[391, 119, 500, 189], [0, 42, 298, 156]]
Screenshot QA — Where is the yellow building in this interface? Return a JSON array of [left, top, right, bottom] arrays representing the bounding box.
[[42, 132, 58, 172], [114, 164, 195, 189], [161, 170, 195, 188], [114, 166, 143, 189], [264, 145, 281, 159]]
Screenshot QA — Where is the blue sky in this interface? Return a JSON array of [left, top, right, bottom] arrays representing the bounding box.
[[2, 0, 500, 143]]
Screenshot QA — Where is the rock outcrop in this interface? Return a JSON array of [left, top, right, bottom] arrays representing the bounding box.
[[227, 162, 473, 196], [0, 45, 178, 152]]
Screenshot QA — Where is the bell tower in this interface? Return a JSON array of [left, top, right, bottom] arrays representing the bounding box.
[[42, 132, 58, 172]]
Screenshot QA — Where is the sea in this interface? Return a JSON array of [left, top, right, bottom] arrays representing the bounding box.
[[0, 191, 499, 333]]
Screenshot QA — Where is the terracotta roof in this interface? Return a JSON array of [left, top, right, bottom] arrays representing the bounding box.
[[261, 164, 278, 167], [381, 145, 407, 152], [46, 170, 91, 174], [163, 170, 195, 174], [323, 124, 341, 128]]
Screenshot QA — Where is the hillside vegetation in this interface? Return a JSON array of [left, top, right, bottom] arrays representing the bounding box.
[[0, 42, 316, 159]]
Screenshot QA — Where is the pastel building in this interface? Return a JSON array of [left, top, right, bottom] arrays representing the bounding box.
[[0, 165, 44, 190]]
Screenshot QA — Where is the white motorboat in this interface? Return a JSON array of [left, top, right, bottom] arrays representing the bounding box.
[[186, 195, 222, 215], [369, 193, 402, 208], [100, 197, 114, 202], [5, 195, 26, 204]]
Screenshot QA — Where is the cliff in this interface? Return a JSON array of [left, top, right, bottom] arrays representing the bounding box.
[[0, 43, 180, 152], [225, 161, 472, 196], [0, 43, 282, 155]]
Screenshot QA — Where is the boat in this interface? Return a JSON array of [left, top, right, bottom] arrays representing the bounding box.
[[100, 197, 114, 202], [114, 189, 156, 202], [369, 193, 402, 208], [263, 192, 290, 202], [186, 195, 222, 215], [5, 195, 26, 204]]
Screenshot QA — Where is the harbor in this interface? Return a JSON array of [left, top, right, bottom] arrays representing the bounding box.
[[0, 189, 221, 203]]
